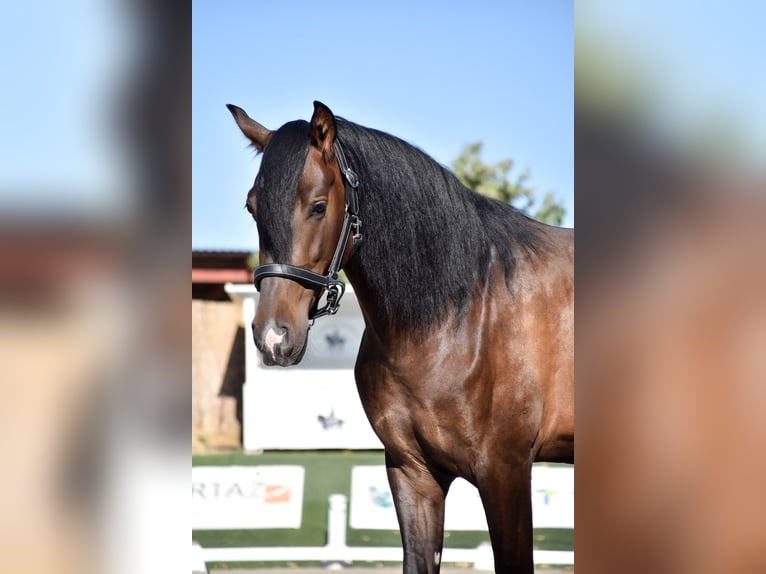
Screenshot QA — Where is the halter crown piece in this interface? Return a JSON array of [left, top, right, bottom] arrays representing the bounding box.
[[252, 139, 362, 320]]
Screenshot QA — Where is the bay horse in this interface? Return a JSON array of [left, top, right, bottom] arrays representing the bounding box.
[[227, 101, 574, 574]]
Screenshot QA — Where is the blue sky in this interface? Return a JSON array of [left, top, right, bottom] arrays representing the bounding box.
[[192, 0, 574, 250]]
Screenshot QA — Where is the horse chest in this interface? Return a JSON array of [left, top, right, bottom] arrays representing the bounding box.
[[356, 368, 483, 472]]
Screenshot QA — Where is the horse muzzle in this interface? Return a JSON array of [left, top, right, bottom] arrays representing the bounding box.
[[253, 318, 308, 367]]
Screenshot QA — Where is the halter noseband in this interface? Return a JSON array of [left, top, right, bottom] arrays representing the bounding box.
[[252, 139, 363, 320]]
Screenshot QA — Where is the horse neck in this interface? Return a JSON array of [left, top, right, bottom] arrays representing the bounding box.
[[336, 124, 548, 343], [342, 260, 392, 339], [338, 143, 464, 343]]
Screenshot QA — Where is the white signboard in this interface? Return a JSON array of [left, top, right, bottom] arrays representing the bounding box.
[[531, 465, 574, 528], [192, 466, 305, 529], [349, 465, 573, 530], [348, 465, 398, 530], [349, 466, 488, 531], [243, 370, 383, 450], [444, 477, 492, 530]]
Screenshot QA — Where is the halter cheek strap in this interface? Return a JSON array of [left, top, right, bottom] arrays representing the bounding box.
[[253, 139, 362, 319]]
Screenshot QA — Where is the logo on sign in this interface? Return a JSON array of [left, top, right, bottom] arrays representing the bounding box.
[[535, 488, 556, 505], [325, 330, 347, 350], [317, 408, 345, 430], [368, 485, 394, 509], [192, 480, 292, 504], [264, 484, 291, 503]]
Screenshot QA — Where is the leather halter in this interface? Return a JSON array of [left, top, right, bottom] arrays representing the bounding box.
[[253, 139, 363, 319]]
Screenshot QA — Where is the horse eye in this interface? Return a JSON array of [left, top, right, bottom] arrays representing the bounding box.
[[311, 201, 327, 216]]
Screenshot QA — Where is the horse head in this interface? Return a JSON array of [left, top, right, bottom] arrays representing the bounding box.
[[227, 101, 353, 366]]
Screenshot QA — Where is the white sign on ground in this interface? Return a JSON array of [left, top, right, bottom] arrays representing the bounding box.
[[531, 464, 574, 528], [349, 464, 574, 530], [349, 466, 488, 530], [243, 370, 384, 450], [192, 465, 305, 529]]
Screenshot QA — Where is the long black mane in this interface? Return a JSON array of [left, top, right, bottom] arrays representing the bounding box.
[[254, 117, 549, 333]]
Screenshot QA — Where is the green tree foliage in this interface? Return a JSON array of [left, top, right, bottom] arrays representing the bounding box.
[[451, 142, 566, 225]]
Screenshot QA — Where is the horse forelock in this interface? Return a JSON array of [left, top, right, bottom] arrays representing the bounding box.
[[254, 120, 311, 261]]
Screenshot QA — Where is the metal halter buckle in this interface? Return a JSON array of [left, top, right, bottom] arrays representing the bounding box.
[[312, 279, 346, 319], [351, 215, 363, 246]]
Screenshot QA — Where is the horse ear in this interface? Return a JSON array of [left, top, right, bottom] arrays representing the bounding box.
[[226, 104, 272, 151], [310, 101, 336, 162]]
